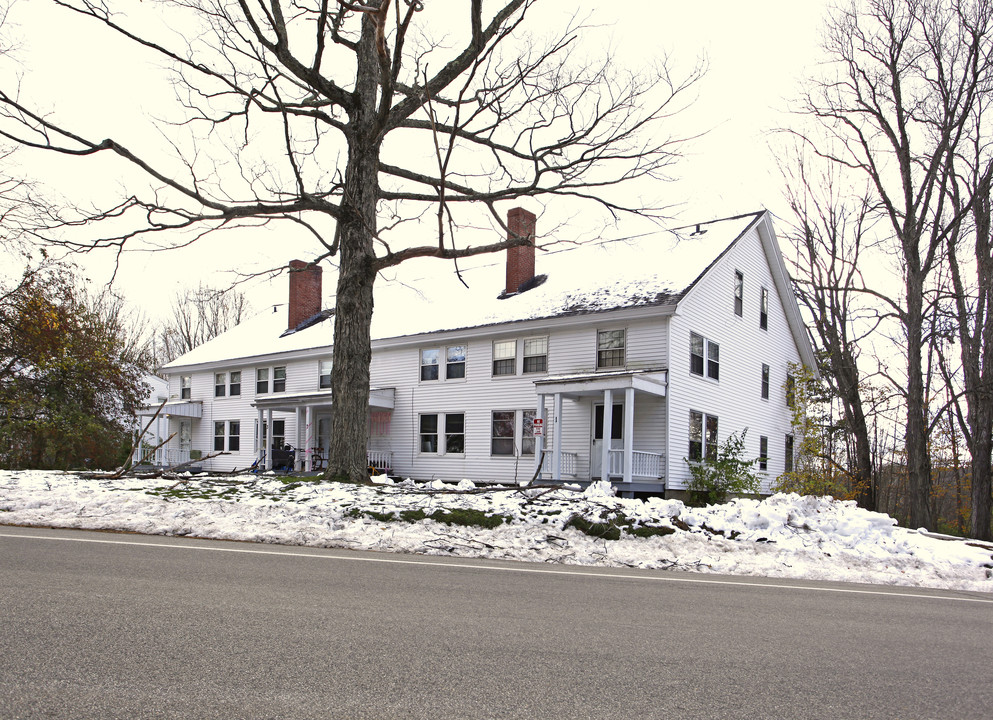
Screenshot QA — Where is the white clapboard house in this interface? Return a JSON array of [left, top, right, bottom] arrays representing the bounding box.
[[145, 208, 816, 497]]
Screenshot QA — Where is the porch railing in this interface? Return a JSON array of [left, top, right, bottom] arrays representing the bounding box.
[[154, 448, 193, 467], [608, 450, 665, 479], [368, 450, 393, 472]]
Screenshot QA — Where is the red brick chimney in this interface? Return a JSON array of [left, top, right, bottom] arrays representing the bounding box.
[[287, 259, 323, 331], [505, 207, 536, 296]]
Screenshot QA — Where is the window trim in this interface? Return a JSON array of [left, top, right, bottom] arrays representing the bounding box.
[[596, 328, 626, 370]]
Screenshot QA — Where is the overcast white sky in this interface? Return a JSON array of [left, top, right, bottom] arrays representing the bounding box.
[[1, 0, 833, 322]]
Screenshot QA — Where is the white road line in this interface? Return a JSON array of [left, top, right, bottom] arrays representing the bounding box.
[[3, 529, 992, 604]]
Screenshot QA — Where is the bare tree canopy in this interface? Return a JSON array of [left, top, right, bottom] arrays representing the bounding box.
[[789, 0, 993, 536], [0, 0, 701, 481], [154, 284, 249, 367]]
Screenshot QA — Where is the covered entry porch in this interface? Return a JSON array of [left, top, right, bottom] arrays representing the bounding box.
[[534, 369, 667, 495], [253, 387, 395, 472]]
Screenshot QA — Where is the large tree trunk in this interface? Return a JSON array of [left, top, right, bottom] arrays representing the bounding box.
[[905, 269, 934, 530], [325, 13, 383, 483]]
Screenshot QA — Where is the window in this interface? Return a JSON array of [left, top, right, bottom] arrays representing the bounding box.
[[445, 413, 465, 454], [760, 287, 769, 330], [420, 349, 439, 381], [734, 270, 744, 317], [180, 375, 191, 400], [493, 340, 516, 376], [523, 337, 548, 374], [786, 372, 796, 408], [271, 419, 285, 449], [761, 364, 770, 400], [214, 421, 225, 452], [214, 373, 226, 398], [256, 368, 269, 394], [522, 410, 536, 455], [759, 436, 768, 471], [229, 371, 241, 396], [491, 411, 516, 455], [597, 329, 625, 369], [689, 410, 718, 461], [785, 434, 795, 472], [690, 333, 719, 380], [707, 341, 720, 381], [690, 333, 704, 375], [228, 421, 240, 452], [419, 414, 438, 453], [446, 345, 466, 379], [594, 404, 624, 441], [319, 360, 332, 389], [273, 366, 286, 393]]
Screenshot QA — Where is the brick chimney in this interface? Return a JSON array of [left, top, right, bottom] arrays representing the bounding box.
[[287, 259, 323, 331], [505, 207, 536, 296]]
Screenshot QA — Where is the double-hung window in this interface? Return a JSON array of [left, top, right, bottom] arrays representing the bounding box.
[[214, 421, 240, 452], [445, 414, 465, 454], [491, 411, 516, 455], [759, 436, 768, 471], [420, 349, 439, 381], [523, 337, 548, 374], [760, 287, 769, 330], [492, 340, 516, 376], [419, 415, 439, 453], [256, 368, 269, 394], [214, 421, 225, 452], [521, 410, 537, 455], [690, 333, 719, 381], [446, 346, 467, 379], [214, 373, 226, 398], [761, 364, 770, 400], [273, 366, 286, 392], [785, 434, 795, 472], [596, 329, 625, 369], [419, 413, 464, 454], [689, 410, 719, 462], [734, 270, 744, 317], [180, 375, 192, 400], [229, 371, 241, 396], [786, 372, 796, 409], [319, 360, 332, 389]]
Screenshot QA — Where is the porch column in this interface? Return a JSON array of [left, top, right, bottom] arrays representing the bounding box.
[[535, 395, 547, 480], [623, 387, 635, 484], [552, 392, 563, 481], [265, 408, 274, 470], [601, 389, 613, 484], [305, 405, 314, 472], [295, 407, 303, 471], [256, 408, 264, 466]]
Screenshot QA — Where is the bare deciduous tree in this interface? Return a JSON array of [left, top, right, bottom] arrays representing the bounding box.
[[0, 1, 701, 481], [154, 284, 249, 367]]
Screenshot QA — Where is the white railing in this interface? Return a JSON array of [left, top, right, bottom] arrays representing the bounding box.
[[155, 449, 193, 467], [367, 450, 393, 471], [608, 450, 665, 479], [540, 451, 578, 479]]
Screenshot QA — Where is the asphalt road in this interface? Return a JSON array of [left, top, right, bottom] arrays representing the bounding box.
[[1, 526, 991, 719]]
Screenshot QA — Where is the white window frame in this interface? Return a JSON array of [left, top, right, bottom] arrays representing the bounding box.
[[523, 336, 548, 374], [690, 333, 719, 381], [180, 375, 192, 400], [229, 371, 241, 397], [734, 270, 744, 317], [688, 410, 719, 462], [760, 287, 769, 330], [319, 359, 332, 389], [492, 340, 517, 377], [596, 329, 626, 369]]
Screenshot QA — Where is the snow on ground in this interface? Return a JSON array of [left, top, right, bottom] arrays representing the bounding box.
[[1, 470, 991, 593]]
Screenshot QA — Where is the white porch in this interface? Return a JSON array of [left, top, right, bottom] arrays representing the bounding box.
[[253, 387, 396, 472], [533, 368, 668, 493]]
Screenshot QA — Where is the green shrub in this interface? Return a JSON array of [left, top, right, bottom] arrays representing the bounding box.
[[684, 430, 759, 506]]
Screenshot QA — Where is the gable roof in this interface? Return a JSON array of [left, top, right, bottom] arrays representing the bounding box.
[[163, 210, 815, 371]]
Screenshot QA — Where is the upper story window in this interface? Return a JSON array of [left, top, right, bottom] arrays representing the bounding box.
[[786, 372, 796, 409], [180, 375, 192, 400], [734, 270, 744, 317], [319, 360, 332, 389], [273, 366, 286, 392], [420, 349, 439, 381], [229, 371, 241, 396], [596, 329, 625, 369], [256, 368, 269, 394], [761, 364, 770, 400], [690, 333, 719, 381], [689, 410, 719, 462], [523, 337, 548, 374], [214, 373, 226, 398], [420, 345, 467, 381], [493, 340, 516, 376], [446, 345, 466, 379], [760, 287, 769, 330]]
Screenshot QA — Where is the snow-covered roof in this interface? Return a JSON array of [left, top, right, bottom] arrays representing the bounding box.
[[163, 211, 763, 370]]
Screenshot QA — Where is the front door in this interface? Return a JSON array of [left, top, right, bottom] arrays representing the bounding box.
[[591, 403, 623, 477], [178, 420, 192, 463]]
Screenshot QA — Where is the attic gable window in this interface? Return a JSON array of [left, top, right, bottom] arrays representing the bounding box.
[[596, 329, 625, 369], [734, 270, 744, 317], [760, 287, 769, 330]]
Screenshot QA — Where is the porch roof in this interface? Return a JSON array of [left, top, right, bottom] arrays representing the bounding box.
[[534, 368, 667, 399], [252, 387, 395, 413], [139, 400, 202, 418]]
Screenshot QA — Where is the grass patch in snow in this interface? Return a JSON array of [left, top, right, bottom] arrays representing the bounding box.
[[347, 506, 508, 529]]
